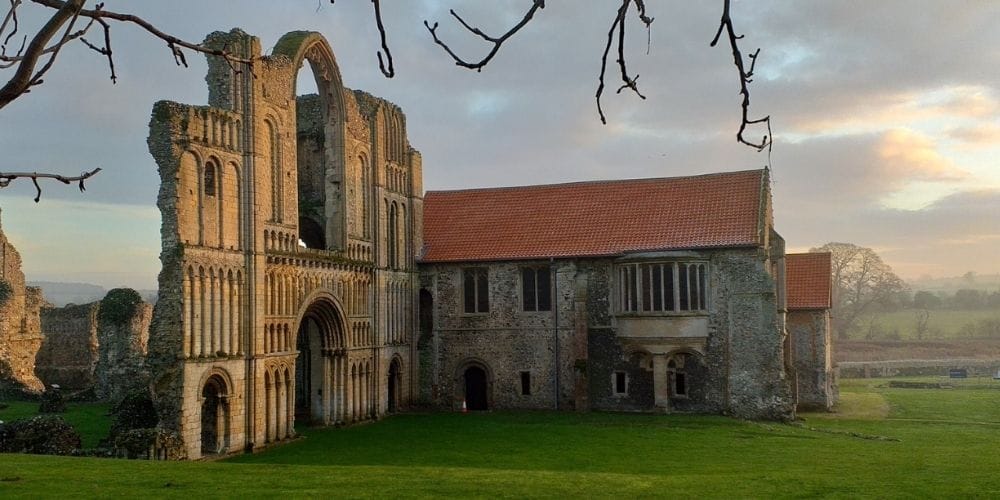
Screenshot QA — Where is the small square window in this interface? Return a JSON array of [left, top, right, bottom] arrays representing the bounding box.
[[520, 371, 531, 396], [613, 371, 628, 395]]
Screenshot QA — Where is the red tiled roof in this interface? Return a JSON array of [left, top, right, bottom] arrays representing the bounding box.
[[420, 169, 766, 263], [786, 252, 832, 310]]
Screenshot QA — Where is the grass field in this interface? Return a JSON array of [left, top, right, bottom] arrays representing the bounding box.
[[859, 308, 1000, 340], [1, 380, 999, 498], [0, 401, 110, 448]]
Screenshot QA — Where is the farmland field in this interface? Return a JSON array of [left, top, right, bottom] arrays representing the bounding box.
[[1, 378, 998, 498]]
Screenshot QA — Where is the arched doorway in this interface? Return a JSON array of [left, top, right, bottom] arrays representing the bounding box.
[[296, 316, 323, 422], [294, 296, 347, 426], [201, 374, 230, 455], [464, 366, 488, 411], [387, 358, 402, 413]]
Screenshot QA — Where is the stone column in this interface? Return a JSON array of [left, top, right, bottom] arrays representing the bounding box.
[[653, 353, 669, 411]]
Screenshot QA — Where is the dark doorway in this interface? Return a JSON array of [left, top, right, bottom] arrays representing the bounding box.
[[296, 316, 324, 422], [464, 366, 488, 411], [387, 359, 401, 413], [201, 375, 228, 455]]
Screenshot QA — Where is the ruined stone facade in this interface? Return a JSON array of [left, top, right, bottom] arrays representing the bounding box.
[[418, 171, 795, 420], [0, 210, 45, 393], [148, 30, 420, 459], [36, 302, 99, 390]]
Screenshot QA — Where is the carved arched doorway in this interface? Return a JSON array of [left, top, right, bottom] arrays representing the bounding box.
[[294, 295, 347, 426], [201, 374, 230, 455]]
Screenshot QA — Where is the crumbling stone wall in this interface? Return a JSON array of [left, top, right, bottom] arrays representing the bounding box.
[[94, 289, 151, 402], [36, 302, 100, 390], [0, 210, 45, 393]]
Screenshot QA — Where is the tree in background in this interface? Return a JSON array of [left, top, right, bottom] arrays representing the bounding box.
[[913, 308, 930, 340], [811, 242, 906, 340], [912, 290, 942, 310]]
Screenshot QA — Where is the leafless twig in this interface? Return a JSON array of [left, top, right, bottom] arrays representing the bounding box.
[[596, 0, 653, 124], [0, 167, 102, 202], [423, 0, 545, 71], [0, 0, 252, 110], [328, 0, 394, 78], [711, 0, 771, 152]]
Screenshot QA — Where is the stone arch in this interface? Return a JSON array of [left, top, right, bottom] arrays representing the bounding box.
[[263, 118, 283, 223], [387, 355, 403, 413], [199, 368, 233, 455], [273, 32, 348, 252], [454, 358, 493, 411], [292, 289, 348, 426], [665, 349, 706, 407]]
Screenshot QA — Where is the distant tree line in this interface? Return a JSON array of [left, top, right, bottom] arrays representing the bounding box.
[[910, 289, 1000, 311]]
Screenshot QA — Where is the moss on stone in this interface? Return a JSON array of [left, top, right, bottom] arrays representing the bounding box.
[[98, 288, 143, 326], [271, 31, 316, 58], [0, 279, 12, 306]]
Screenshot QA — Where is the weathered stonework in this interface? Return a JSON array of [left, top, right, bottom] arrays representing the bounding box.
[[148, 29, 421, 459], [418, 174, 795, 420], [0, 210, 45, 393], [94, 290, 152, 402], [420, 248, 794, 419], [36, 302, 99, 390], [788, 309, 836, 410]]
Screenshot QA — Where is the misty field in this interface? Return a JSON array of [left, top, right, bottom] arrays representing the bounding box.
[[856, 308, 1000, 340], [2, 379, 999, 498]]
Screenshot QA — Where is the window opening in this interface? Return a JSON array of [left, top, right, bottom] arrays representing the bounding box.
[[463, 268, 489, 313], [613, 371, 628, 395], [522, 267, 552, 312], [619, 262, 706, 313], [520, 371, 531, 396], [204, 162, 217, 197]]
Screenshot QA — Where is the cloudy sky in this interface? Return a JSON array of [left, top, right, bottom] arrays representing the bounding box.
[[1, 1, 998, 289]]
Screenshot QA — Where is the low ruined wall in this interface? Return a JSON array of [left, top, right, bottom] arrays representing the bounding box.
[[839, 359, 1000, 378], [95, 289, 152, 402], [36, 303, 100, 390]]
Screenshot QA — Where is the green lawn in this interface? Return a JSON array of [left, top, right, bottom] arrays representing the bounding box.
[[0, 401, 110, 448], [1, 380, 999, 498], [862, 308, 1000, 339]]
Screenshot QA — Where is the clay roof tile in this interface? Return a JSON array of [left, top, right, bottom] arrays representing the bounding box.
[[420, 169, 766, 263], [786, 252, 833, 310]]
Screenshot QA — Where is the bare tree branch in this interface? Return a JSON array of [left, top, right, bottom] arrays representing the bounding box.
[[0, 167, 101, 202], [596, 0, 653, 124], [0, 0, 82, 108], [423, 0, 545, 71], [1, 0, 253, 110], [711, 0, 772, 152], [328, 0, 394, 78]]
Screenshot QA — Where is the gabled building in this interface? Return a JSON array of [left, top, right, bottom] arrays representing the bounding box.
[[417, 169, 795, 420], [785, 252, 837, 410]]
